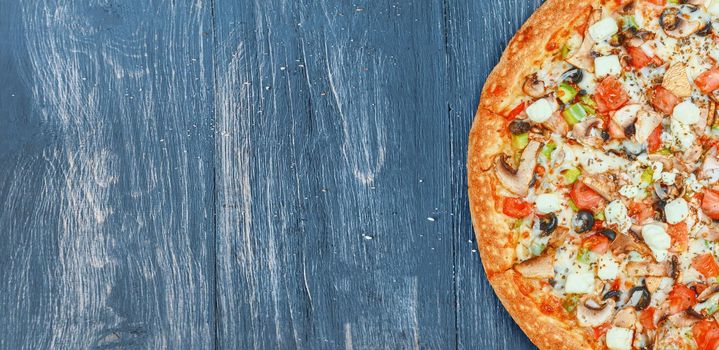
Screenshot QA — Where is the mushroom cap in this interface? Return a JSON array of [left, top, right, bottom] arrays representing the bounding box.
[[660, 5, 707, 39], [577, 297, 617, 327], [495, 140, 542, 197]]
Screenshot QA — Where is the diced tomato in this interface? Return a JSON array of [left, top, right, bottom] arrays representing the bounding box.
[[629, 201, 654, 222], [692, 253, 719, 279], [668, 222, 689, 253], [595, 77, 629, 113], [506, 102, 526, 120], [701, 190, 719, 220], [502, 197, 533, 218], [647, 124, 663, 153], [639, 307, 657, 331], [668, 284, 697, 315], [611, 278, 621, 291], [626, 46, 653, 70], [695, 68, 719, 94], [570, 182, 605, 211], [583, 235, 610, 254], [648, 86, 679, 115], [693, 320, 719, 350]]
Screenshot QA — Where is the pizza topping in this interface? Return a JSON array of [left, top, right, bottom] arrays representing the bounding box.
[[515, 252, 555, 279], [539, 213, 558, 235], [660, 5, 708, 39], [573, 210, 596, 233], [662, 63, 692, 98], [495, 141, 542, 197], [695, 68, 719, 94], [565, 266, 597, 294], [508, 119, 532, 135], [700, 189, 719, 220], [535, 193, 563, 214], [648, 86, 679, 115], [486, 2, 719, 347], [523, 73, 547, 98], [664, 197, 689, 225], [595, 76, 629, 113], [577, 296, 617, 327], [526, 98, 556, 123], [605, 326, 634, 350], [595, 55, 623, 78], [642, 222, 672, 262], [606, 200, 632, 233]]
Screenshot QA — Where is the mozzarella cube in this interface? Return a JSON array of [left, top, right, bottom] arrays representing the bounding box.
[[597, 254, 619, 280], [671, 118, 696, 150], [642, 223, 672, 262], [595, 55, 622, 77], [565, 268, 596, 294], [526, 98, 555, 123], [535, 193, 562, 214], [709, 0, 719, 17], [664, 198, 689, 224], [606, 327, 634, 350], [589, 17, 619, 42], [672, 100, 701, 125]]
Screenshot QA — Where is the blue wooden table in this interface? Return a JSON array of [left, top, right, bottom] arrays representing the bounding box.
[[0, 0, 544, 348]]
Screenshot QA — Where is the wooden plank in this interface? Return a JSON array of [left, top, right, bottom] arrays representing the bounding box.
[[445, 0, 543, 349], [0, 1, 215, 348], [213, 0, 455, 348]]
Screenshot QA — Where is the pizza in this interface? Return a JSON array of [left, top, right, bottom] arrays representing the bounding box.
[[468, 1, 719, 349]]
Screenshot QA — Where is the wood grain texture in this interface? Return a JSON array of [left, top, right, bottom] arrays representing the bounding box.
[[0, 0, 543, 349], [0, 0, 215, 348], [214, 0, 455, 348]]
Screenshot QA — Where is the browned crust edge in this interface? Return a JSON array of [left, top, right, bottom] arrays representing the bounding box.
[[468, 0, 633, 349], [490, 270, 595, 350], [479, 0, 595, 115]]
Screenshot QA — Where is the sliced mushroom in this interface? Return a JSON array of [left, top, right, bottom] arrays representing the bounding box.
[[514, 252, 555, 279], [577, 297, 617, 327], [634, 108, 663, 144], [495, 141, 542, 197], [567, 10, 600, 72], [572, 116, 604, 147], [660, 5, 706, 39], [626, 261, 670, 277], [613, 307, 638, 328], [508, 119, 532, 135], [613, 104, 641, 126], [662, 63, 692, 98], [697, 284, 719, 302], [523, 73, 547, 98]]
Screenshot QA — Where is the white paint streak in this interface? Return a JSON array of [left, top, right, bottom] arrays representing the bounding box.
[[323, 39, 387, 185]]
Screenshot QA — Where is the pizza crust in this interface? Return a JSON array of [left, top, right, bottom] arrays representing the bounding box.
[[490, 269, 597, 350], [480, 0, 594, 115], [469, 0, 632, 348]]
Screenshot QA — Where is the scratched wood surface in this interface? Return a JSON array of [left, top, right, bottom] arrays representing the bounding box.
[[0, 0, 542, 349]]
